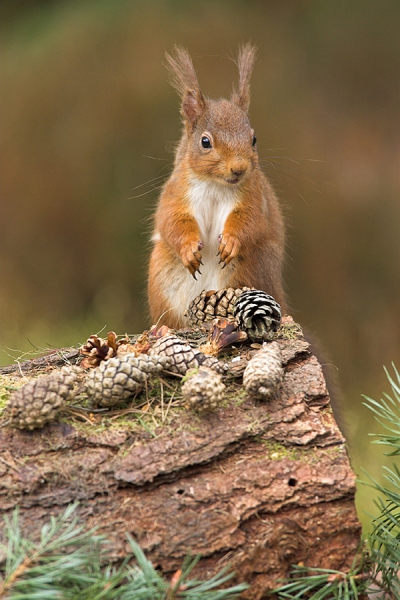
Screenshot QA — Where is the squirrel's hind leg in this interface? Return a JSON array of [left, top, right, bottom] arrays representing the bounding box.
[[148, 242, 191, 328]]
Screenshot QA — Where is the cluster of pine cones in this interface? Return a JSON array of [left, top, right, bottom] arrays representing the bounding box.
[[3, 288, 285, 430]]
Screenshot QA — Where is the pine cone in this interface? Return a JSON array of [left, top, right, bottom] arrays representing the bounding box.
[[149, 335, 226, 375], [234, 290, 281, 341], [117, 332, 151, 357], [243, 342, 283, 400], [79, 332, 144, 367], [85, 353, 171, 407], [79, 332, 118, 368], [185, 287, 252, 326], [200, 317, 247, 356], [182, 367, 226, 412], [6, 366, 81, 430]]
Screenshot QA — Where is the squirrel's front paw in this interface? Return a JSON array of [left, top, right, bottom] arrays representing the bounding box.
[[218, 233, 240, 267], [181, 240, 203, 279]]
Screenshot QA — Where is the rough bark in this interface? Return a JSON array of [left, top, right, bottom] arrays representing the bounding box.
[[0, 320, 361, 598]]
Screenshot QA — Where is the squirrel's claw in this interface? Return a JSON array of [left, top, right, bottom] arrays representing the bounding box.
[[218, 233, 241, 266], [181, 241, 203, 276]]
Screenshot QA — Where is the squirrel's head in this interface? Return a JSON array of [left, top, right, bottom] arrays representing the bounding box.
[[166, 44, 258, 186]]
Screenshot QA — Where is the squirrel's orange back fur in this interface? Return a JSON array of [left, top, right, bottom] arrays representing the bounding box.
[[148, 45, 285, 328]]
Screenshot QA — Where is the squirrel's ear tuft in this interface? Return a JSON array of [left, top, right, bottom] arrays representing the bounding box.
[[165, 46, 206, 128], [232, 43, 257, 112], [182, 89, 206, 128]]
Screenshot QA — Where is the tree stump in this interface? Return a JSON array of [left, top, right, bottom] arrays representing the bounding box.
[[0, 318, 361, 598]]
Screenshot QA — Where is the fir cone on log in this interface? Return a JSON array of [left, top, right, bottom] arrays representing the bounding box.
[[149, 335, 226, 375], [185, 287, 252, 325], [5, 366, 81, 430], [199, 317, 248, 356], [182, 367, 226, 413], [243, 342, 283, 399], [234, 290, 281, 341], [80, 332, 141, 368], [80, 332, 119, 368], [85, 354, 171, 407]]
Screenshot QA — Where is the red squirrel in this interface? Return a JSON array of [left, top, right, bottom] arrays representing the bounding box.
[[148, 45, 286, 328]]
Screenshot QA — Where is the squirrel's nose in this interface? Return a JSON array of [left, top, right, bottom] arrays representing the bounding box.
[[230, 159, 248, 177], [231, 167, 245, 177]]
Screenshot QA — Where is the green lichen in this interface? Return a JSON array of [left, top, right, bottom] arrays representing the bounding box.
[[246, 417, 262, 432], [0, 374, 26, 413], [257, 438, 346, 465], [261, 440, 302, 461], [229, 387, 247, 406], [277, 320, 303, 340]]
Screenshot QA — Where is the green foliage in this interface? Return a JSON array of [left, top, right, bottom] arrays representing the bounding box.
[[368, 468, 400, 597], [363, 363, 400, 455], [361, 365, 400, 595], [0, 504, 248, 599], [273, 563, 369, 600], [274, 364, 400, 599]]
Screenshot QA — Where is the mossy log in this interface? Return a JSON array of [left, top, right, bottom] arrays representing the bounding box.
[[0, 319, 361, 598]]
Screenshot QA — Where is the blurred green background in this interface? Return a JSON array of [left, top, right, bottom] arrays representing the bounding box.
[[1, 0, 400, 528]]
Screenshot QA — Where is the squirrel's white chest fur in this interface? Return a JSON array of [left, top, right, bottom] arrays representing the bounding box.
[[162, 177, 238, 318], [189, 177, 237, 293], [189, 177, 237, 256]]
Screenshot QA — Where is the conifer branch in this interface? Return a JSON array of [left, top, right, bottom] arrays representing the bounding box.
[[0, 504, 248, 599]]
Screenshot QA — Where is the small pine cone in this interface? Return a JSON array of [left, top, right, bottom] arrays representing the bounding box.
[[149, 335, 226, 375], [182, 367, 226, 413], [185, 287, 252, 325], [196, 353, 227, 375], [243, 342, 283, 400], [84, 353, 171, 407], [79, 332, 118, 368], [6, 366, 81, 430], [200, 317, 248, 356], [149, 336, 198, 375], [234, 290, 281, 341]]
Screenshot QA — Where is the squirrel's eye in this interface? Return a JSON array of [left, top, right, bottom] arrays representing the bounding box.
[[252, 135, 257, 147], [201, 136, 212, 149]]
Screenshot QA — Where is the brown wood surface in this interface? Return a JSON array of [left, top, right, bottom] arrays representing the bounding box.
[[0, 322, 361, 598]]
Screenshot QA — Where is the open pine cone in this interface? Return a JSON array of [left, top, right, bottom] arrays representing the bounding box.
[[80, 332, 118, 368], [185, 287, 252, 326], [234, 290, 281, 341], [79, 332, 142, 368], [199, 317, 247, 356]]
